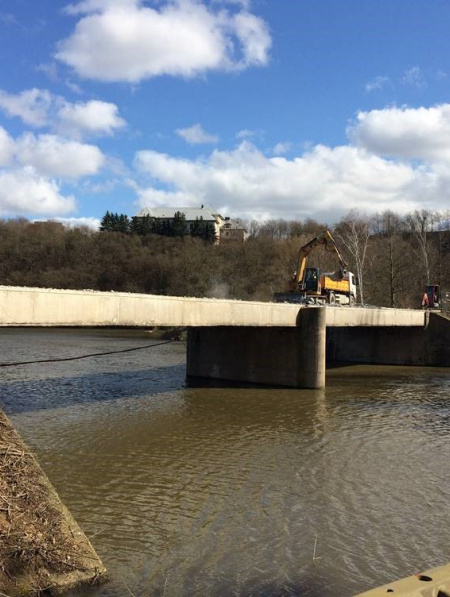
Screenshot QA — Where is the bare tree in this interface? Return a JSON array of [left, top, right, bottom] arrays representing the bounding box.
[[334, 211, 371, 305], [406, 210, 434, 284], [370, 211, 410, 307]]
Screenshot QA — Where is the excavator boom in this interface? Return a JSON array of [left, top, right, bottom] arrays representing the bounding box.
[[295, 230, 347, 287], [274, 229, 356, 305]]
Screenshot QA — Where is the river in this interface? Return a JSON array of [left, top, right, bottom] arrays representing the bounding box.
[[1, 328, 449, 597]]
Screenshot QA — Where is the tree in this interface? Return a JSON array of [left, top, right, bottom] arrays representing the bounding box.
[[171, 211, 187, 237], [190, 217, 216, 243], [99, 211, 113, 232], [99, 211, 130, 234], [369, 211, 410, 307], [130, 215, 154, 236], [334, 211, 371, 305], [406, 210, 434, 284]]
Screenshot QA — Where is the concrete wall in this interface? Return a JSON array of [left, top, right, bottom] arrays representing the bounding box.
[[0, 285, 426, 328], [0, 285, 301, 327], [424, 312, 450, 366], [325, 306, 425, 327], [187, 309, 326, 389], [326, 326, 426, 365], [327, 313, 450, 367]]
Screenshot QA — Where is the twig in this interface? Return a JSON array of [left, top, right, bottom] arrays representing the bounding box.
[[313, 534, 322, 565], [119, 575, 137, 597]]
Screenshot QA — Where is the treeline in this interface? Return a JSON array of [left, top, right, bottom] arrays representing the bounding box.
[[0, 209, 448, 308], [100, 211, 216, 242]]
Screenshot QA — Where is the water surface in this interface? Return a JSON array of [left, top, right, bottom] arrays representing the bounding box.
[[1, 328, 449, 596]]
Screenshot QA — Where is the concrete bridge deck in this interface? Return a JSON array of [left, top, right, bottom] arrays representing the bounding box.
[[1, 285, 447, 390], [0, 285, 425, 328]]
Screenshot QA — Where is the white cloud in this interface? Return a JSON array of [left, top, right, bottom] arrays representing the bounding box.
[[0, 167, 76, 216], [15, 133, 105, 178], [349, 104, 450, 163], [56, 0, 271, 82], [0, 125, 105, 216], [233, 11, 270, 67], [365, 76, 389, 92], [176, 123, 219, 145], [0, 88, 53, 127], [0, 88, 125, 139], [273, 142, 292, 156], [65, 79, 83, 94], [64, 0, 137, 15], [51, 216, 101, 229], [56, 100, 126, 138], [134, 141, 440, 221], [0, 127, 15, 166], [236, 128, 261, 140], [401, 66, 426, 90]]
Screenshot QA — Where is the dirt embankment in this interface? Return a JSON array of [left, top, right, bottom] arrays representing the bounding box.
[[0, 409, 106, 596]]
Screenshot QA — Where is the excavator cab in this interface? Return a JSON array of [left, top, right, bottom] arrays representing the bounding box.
[[303, 267, 320, 293]]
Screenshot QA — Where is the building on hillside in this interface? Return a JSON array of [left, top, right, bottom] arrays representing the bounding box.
[[219, 218, 247, 244], [135, 205, 222, 237], [134, 205, 247, 243], [32, 220, 64, 230]]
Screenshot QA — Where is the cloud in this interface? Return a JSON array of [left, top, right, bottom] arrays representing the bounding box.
[[272, 142, 292, 156], [0, 126, 105, 216], [235, 128, 263, 142], [15, 133, 105, 178], [56, 100, 126, 138], [63, 0, 137, 15], [401, 66, 426, 90], [176, 123, 219, 145], [56, 0, 271, 82], [0, 89, 53, 127], [0, 167, 76, 216], [50, 216, 101, 229], [0, 127, 15, 166], [0, 88, 126, 139], [133, 140, 440, 221], [365, 76, 389, 93], [349, 104, 450, 163]]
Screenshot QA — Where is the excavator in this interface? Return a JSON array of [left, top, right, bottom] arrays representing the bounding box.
[[274, 230, 357, 305]]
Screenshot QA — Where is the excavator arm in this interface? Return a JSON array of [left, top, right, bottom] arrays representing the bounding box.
[[294, 230, 347, 288]]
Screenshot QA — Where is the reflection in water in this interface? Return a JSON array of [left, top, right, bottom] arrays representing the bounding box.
[[1, 329, 450, 596]]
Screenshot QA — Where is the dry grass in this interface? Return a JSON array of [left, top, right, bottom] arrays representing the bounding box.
[[0, 411, 92, 595]]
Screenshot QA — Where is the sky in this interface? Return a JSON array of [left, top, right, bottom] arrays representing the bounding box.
[[1, 0, 450, 228]]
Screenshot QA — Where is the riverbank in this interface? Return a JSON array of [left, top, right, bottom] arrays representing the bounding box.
[[0, 409, 106, 596]]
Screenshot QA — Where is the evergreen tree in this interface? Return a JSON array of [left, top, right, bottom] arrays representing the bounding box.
[[116, 214, 130, 234], [130, 215, 154, 236], [171, 211, 187, 237], [190, 217, 216, 243], [99, 211, 113, 231], [99, 211, 130, 233]]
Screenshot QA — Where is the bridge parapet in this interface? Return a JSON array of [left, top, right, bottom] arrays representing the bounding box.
[[0, 285, 426, 328]]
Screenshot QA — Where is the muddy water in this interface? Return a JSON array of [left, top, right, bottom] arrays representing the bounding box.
[[1, 328, 450, 597]]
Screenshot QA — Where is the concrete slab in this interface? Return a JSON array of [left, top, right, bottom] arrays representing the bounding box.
[[0, 286, 426, 328], [355, 562, 450, 596]]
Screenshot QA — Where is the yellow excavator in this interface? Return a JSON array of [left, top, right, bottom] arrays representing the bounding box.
[[274, 230, 357, 305]]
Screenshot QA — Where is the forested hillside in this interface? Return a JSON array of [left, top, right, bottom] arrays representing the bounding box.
[[0, 209, 448, 308]]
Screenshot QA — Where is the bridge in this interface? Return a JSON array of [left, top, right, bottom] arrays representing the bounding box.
[[0, 285, 448, 388]]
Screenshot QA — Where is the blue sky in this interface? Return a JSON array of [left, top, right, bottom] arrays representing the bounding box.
[[0, 0, 450, 227]]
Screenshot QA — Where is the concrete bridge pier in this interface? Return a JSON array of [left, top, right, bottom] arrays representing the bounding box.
[[186, 307, 326, 389]]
